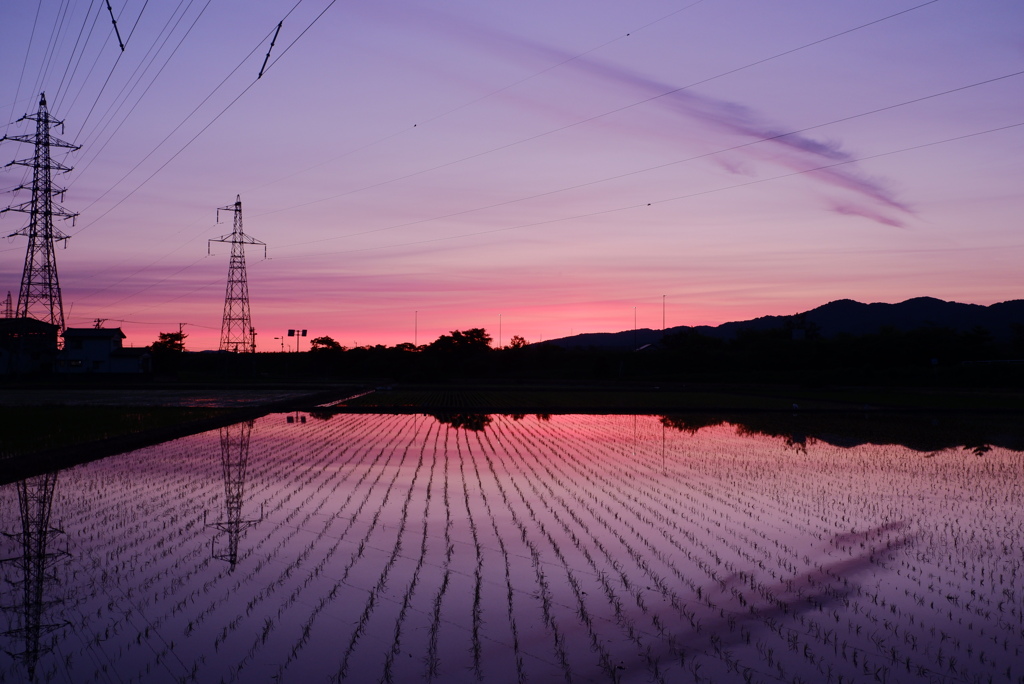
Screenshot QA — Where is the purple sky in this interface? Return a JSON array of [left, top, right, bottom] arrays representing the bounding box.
[[1, 0, 1021, 350]]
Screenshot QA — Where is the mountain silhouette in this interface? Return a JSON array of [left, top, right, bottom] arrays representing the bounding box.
[[544, 297, 1024, 348]]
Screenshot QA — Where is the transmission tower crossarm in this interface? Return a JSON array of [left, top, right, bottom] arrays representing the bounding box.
[[210, 231, 265, 246]]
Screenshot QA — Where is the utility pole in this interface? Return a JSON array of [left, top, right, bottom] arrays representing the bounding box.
[[3, 292, 12, 318], [0, 93, 79, 333], [209, 196, 265, 353]]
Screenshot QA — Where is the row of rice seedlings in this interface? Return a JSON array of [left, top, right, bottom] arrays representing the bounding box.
[[423, 421, 461, 682], [452, 426, 487, 680], [52, 413, 389, 682], [521, 416, 911, 681], [6, 412, 1021, 683], [688, 432, 1023, 680], [470, 425, 578, 683], [222, 417, 413, 681], [222, 413, 422, 680], [505, 417, 764, 680], [623, 422, 944, 679], [379, 418, 443, 684], [485, 419, 640, 682], [174, 413, 411, 680], [329, 417, 426, 680], [462, 418, 586, 681], [460, 427, 529, 683]]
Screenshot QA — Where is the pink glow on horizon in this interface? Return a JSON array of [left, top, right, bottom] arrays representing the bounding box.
[[0, 1, 1021, 351]]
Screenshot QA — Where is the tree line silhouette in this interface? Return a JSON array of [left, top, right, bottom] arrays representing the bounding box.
[[151, 323, 1024, 387]]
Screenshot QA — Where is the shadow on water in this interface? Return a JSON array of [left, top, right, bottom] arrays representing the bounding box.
[[618, 522, 916, 681]]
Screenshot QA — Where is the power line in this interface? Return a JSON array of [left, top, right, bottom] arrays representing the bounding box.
[[259, 0, 341, 77], [51, 0, 102, 105], [52, 2, 106, 109], [243, 0, 706, 195], [5, 0, 44, 138], [67, 72, 1022, 315], [64, 1, 343, 235], [250, 0, 942, 220], [31, 0, 74, 100], [267, 121, 1024, 261], [68, 23, 280, 229], [69, 1, 153, 140], [273, 69, 1024, 251], [71, 0, 208, 162]]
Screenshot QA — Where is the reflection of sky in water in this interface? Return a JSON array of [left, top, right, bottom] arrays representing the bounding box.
[[0, 414, 1019, 683]]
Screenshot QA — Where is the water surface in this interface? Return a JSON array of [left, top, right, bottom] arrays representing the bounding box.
[[1, 413, 1020, 683]]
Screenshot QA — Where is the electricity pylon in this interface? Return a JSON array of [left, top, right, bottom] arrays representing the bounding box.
[[0, 93, 79, 332], [209, 196, 264, 353]]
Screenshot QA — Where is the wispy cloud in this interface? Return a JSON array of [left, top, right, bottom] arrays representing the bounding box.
[[420, 8, 912, 226]]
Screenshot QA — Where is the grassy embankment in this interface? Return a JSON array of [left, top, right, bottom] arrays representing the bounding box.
[[0, 406, 233, 459]]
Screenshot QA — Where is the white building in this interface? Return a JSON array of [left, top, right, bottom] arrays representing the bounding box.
[[57, 328, 150, 374]]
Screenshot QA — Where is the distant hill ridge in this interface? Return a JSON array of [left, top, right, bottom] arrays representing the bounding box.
[[544, 297, 1024, 348]]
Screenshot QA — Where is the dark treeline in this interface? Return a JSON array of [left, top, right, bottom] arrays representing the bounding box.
[[159, 324, 1024, 387]]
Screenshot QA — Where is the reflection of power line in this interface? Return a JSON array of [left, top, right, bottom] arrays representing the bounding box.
[[206, 421, 262, 569], [1, 473, 69, 682]]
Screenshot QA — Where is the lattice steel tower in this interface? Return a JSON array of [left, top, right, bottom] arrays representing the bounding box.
[[0, 93, 79, 331], [210, 196, 264, 352]]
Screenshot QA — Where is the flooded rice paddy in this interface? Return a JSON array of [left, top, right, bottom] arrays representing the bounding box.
[[1, 412, 1022, 683]]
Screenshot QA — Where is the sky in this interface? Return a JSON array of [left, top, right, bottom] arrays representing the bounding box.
[[0, 0, 1021, 351]]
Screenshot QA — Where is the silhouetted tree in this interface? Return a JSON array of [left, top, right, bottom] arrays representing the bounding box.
[[150, 331, 186, 353], [507, 335, 527, 349], [309, 335, 343, 351], [429, 328, 492, 352]]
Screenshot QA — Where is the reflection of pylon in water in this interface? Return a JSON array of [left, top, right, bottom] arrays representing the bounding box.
[[1, 473, 68, 681], [207, 421, 262, 569]]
